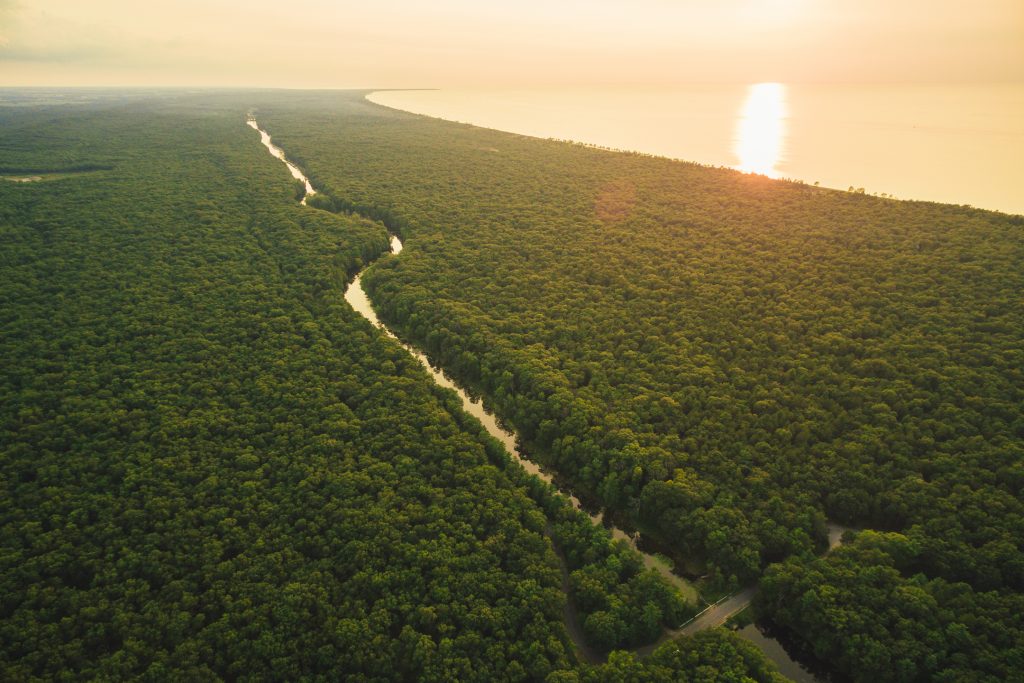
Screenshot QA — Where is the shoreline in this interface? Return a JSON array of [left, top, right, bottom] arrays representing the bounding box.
[[363, 87, 1023, 216]]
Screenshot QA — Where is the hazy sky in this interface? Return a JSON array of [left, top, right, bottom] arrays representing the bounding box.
[[1, 0, 1022, 87]]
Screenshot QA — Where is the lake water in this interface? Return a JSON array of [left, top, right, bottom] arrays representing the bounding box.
[[368, 85, 1024, 216]]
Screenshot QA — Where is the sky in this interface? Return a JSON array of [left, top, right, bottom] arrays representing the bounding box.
[[1, 0, 1022, 87]]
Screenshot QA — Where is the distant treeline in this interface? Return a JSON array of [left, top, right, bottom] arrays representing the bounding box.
[[0, 163, 114, 174]]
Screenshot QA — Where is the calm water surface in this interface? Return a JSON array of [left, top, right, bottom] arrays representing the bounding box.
[[369, 85, 1024, 215]]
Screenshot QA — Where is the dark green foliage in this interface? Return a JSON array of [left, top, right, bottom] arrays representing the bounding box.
[[0, 93, 782, 681], [9, 87, 1020, 680], [757, 531, 1024, 682], [0, 163, 114, 173], [0, 98, 572, 680], [247, 90, 1023, 677], [535, 488, 692, 650], [574, 630, 789, 682]]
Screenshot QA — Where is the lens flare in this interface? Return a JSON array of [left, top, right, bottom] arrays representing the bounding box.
[[734, 82, 787, 177]]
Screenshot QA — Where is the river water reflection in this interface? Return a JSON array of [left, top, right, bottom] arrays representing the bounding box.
[[246, 117, 315, 203]]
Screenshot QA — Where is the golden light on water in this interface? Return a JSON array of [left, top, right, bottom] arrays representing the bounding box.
[[734, 82, 788, 177]]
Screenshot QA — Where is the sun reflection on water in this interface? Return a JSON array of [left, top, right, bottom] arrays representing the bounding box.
[[734, 82, 787, 177]]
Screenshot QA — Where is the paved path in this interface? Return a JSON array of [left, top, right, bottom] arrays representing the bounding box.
[[682, 524, 849, 634], [676, 587, 758, 636], [640, 521, 852, 655]]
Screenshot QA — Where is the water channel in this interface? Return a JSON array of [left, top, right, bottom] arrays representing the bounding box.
[[245, 114, 695, 602], [247, 114, 838, 679]]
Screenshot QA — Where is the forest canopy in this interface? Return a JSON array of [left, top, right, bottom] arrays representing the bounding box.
[[0, 92, 786, 681], [249, 90, 1023, 681]]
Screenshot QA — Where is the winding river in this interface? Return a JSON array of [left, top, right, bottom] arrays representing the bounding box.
[[247, 115, 839, 679], [346, 249, 700, 597], [246, 118, 315, 204]]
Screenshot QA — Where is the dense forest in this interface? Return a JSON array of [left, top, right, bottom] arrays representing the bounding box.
[[757, 530, 1024, 681], [0, 93, 786, 680], [249, 90, 1024, 680]]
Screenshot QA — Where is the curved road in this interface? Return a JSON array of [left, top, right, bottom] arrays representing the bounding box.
[[635, 522, 849, 658], [684, 522, 849, 635], [680, 587, 758, 635]]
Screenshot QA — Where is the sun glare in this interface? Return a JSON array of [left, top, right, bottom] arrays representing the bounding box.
[[734, 82, 787, 177]]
